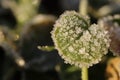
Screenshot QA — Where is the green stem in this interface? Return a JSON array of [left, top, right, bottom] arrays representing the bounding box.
[[79, 0, 88, 15], [81, 67, 88, 80], [79, 0, 89, 79], [37, 46, 55, 51]]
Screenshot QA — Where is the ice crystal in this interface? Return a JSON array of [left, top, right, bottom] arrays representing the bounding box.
[[51, 11, 110, 68]]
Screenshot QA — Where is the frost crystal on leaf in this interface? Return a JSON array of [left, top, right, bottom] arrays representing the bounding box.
[[98, 15, 120, 56], [51, 11, 110, 68]]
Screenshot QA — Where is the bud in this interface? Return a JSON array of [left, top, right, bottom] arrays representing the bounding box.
[[51, 11, 110, 68]]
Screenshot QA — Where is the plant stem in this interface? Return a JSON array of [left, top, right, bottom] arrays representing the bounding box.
[[37, 46, 55, 51], [79, 0, 89, 80], [81, 67, 88, 80], [79, 0, 88, 15]]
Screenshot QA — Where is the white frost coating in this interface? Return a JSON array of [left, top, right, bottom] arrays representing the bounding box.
[[68, 46, 74, 52], [51, 11, 110, 68]]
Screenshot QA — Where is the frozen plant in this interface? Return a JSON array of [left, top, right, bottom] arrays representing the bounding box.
[[51, 11, 110, 68], [98, 15, 120, 56]]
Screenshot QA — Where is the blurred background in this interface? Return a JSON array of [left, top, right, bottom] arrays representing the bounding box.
[[0, 0, 120, 80]]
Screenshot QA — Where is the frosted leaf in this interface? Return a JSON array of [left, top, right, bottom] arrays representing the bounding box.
[[98, 15, 120, 56], [68, 46, 74, 52], [52, 11, 110, 68]]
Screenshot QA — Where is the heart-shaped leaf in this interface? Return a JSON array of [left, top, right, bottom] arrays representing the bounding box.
[[51, 11, 110, 68]]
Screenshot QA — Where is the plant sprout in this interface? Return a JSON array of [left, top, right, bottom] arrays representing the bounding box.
[[51, 11, 110, 80], [51, 11, 110, 68]]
